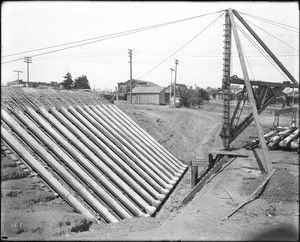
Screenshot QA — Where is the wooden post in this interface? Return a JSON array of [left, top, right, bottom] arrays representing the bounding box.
[[190, 160, 198, 189], [228, 9, 273, 173]]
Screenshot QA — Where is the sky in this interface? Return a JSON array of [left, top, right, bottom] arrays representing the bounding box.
[[1, 1, 299, 91]]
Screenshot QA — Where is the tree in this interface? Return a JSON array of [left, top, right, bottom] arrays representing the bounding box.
[[73, 75, 91, 89], [178, 85, 210, 108], [61, 72, 74, 89]]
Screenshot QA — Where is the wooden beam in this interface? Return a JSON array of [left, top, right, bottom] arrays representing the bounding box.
[[223, 169, 275, 220], [229, 78, 295, 88], [274, 107, 299, 116], [182, 155, 229, 205], [228, 9, 273, 173], [232, 10, 299, 88]]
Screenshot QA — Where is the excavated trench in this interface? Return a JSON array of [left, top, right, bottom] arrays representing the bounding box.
[[1, 87, 187, 223]]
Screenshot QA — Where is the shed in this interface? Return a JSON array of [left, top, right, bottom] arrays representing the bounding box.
[[131, 86, 166, 105]]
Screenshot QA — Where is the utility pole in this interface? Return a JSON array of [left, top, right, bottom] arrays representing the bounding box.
[[128, 49, 133, 104], [23, 56, 32, 86], [173, 59, 179, 108], [169, 68, 174, 107], [13, 70, 23, 81]]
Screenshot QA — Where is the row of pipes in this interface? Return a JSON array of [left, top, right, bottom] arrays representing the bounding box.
[[1, 89, 187, 223], [245, 126, 299, 152]]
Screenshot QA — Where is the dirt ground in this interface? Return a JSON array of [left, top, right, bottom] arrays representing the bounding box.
[[1, 101, 299, 241]]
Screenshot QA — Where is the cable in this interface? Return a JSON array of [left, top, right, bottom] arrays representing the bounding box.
[[238, 10, 299, 33], [240, 37, 256, 80], [138, 11, 225, 79], [243, 17, 299, 52], [2, 9, 225, 58], [236, 23, 290, 82]]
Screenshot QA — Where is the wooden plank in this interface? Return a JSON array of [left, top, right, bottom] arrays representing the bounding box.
[[223, 169, 275, 220], [229, 78, 295, 88], [274, 107, 298, 116], [182, 155, 229, 205], [208, 147, 249, 157], [228, 9, 273, 173]]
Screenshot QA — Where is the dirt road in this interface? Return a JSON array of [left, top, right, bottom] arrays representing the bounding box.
[[1, 102, 299, 240]]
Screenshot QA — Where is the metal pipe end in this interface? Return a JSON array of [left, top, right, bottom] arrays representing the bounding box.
[[155, 193, 166, 201], [146, 205, 158, 215], [139, 212, 150, 218], [171, 176, 179, 183], [174, 172, 181, 177], [167, 179, 176, 186], [163, 184, 173, 191]]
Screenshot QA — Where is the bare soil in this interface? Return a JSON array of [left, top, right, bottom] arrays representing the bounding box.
[[1, 101, 299, 241]]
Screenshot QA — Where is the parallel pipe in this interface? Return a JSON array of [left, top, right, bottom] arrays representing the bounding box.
[[99, 104, 185, 174], [74, 105, 172, 191], [290, 138, 299, 152], [30, 107, 146, 218], [108, 104, 186, 169], [67, 106, 168, 198], [279, 128, 299, 148], [23, 107, 132, 220], [49, 106, 156, 215], [59, 107, 163, 206], [1, 126, 96, 221], [107, 103, 184, 169], [110, 103, 186, 168], [1, 110, 118, 223], [85, 105, 177, 184], [59, 107, 162, 206], [267, 128, 294, 150], [93, 105, 180, 177]]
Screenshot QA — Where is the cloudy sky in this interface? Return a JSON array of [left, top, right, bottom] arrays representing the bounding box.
[[1, 1, 299, 91]]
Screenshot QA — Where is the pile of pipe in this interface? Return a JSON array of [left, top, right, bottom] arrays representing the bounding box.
[[1, 88, 187, 223], [244, 126, 299, 152]]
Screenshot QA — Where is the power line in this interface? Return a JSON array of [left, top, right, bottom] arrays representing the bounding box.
[[2, 9, 225, 58], [236, 23, 290, 82], [237, 10, 299, 33], [244, 17, 298, 52], [138, 11, 225, 79]]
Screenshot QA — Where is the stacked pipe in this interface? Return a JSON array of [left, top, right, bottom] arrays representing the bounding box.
[[244, 126, 299, 152], [1, 88, 187, 223]]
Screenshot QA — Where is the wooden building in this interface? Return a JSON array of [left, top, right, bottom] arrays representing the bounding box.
[[132, 86, 166, 105], [117, 79, 158, 100]]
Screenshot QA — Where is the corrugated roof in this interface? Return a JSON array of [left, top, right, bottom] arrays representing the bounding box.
[[132, 86, 165, 94]]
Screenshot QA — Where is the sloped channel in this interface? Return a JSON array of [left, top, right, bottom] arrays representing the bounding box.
[[1, 88, 187, 223]]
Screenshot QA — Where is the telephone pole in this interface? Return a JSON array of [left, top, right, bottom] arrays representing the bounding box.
[[173, 59, 179, 108], [13, 70, 23, 81], [128, 49, 133, 104], [169, 68, 174, 107], [23, 56, 32, 86]]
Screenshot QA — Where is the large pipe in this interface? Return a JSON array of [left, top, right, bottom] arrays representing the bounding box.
[[21, 107, 133, 220], [48, 106, 156, 216], [93, 105, 180, 177], [32, 107, 148, 218], [99, 103, 186, 173], [74, 105, 172, 192], [1, 126, 96, 221], [108, 104, 186, 169], [67, 106, 168, 198], [59, 107, 163, 206], [1, 110, 118, 223], [85, 105, 178, 183], [279, 128, 299, 148], [268, 128, 294, 150], [290, 138, 299, 152]]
